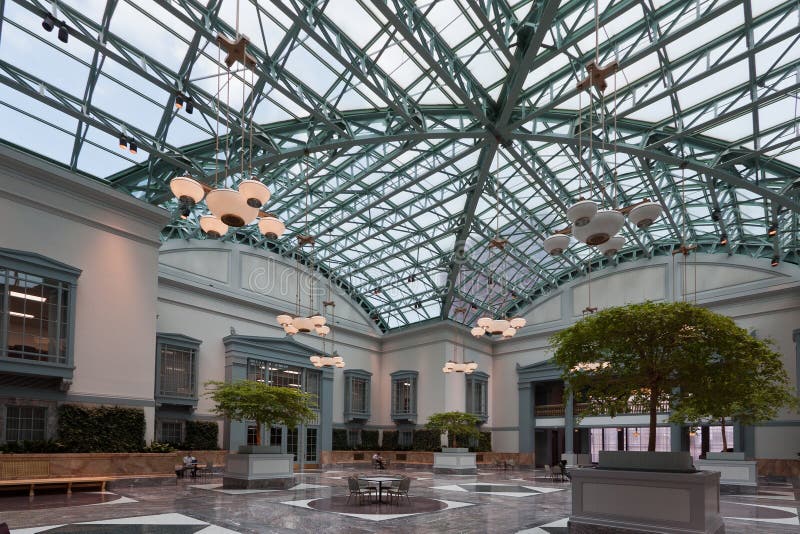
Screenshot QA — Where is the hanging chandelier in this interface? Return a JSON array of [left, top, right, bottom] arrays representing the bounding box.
[[276, 154, 329, 338], [543, 5, 660, 258], [443, 360, 478, 374], [444, 307, 477, 373], [167, 10, 285, 241], [310, 280, 344, 367], [471, 162, 526, 340]]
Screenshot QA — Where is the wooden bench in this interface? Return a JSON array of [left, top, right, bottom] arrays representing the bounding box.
[[0, 477, 110, 496], [0, 459, 109, 496]]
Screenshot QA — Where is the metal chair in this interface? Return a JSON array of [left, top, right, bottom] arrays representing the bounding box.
[[347, 476, 376, 504], [544, 464, 552, 480], [387, 476, 411, 504], [552, 464, 563, 482]]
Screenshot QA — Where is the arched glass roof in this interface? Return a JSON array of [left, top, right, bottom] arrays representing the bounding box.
[[1, 0, 798, 331]]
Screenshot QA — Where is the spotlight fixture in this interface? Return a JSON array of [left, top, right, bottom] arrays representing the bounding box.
[[711, 210, 720, 222], [771, 255, 779, 267], [185, 99, 194, 114], [128, 140, 137, 155], [57, 22, 68, 43], [118, 134, 127, 151], [719, 233, 728, 246], [470, 303, 477, 310], [767, 223, 778, 237], [414, 301, 421, 309], [175, 94, 185, 109], [42, 14, 55, 32]]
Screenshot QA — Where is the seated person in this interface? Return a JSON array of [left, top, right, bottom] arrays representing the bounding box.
[[183, 452, 198, 477], [372, 452, 386, 469]]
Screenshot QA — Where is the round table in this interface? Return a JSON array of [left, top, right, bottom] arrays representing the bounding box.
[[358, 475, 403, 504]]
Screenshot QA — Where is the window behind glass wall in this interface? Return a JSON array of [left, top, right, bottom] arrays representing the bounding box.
[[160, 421, 183, 445], [5, 406, 46, 442], [159, 346, 195, 397], [351, 378, 368, 413], [391, 374, 417, 417], [2, 269, 70, 364]]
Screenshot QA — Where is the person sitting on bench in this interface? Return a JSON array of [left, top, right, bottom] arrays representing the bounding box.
[[372, 452, 386, 469], [183, 452, 198, 477]]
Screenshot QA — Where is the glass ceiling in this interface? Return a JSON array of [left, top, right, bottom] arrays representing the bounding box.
[[1, 0, 799, 331]]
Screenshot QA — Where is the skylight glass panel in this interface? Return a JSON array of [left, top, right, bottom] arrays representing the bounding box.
[[110, 2, 192, 71], [0, 100, 75, 165], [325, 0, 382, 48], [77, 127, 137, 177], [0, 21, 91, 101]]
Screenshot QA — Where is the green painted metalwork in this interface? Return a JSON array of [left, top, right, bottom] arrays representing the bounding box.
[[0, 0, 798, 330]]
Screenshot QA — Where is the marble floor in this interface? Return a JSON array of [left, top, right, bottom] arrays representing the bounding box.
[[0, 468, 797, 533]]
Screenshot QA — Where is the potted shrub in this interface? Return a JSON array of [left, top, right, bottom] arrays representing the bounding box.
[[427, 411, 481, 473], [205, 380, 316, 453], [205, 380, 317, 489], [550, 301, 797, 533], [426, 411, 481, 451]]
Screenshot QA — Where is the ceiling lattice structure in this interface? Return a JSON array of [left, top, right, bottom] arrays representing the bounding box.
[[0, 0, 799, 331]]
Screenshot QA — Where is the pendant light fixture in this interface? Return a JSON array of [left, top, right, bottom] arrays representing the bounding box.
[[167, 1, 285, 240], [472, 155, 526, 340], [542, 2, 661, 258], [275, 153, 328, 337], [443, 307, 477, 373], [310, 289, 343, 368]]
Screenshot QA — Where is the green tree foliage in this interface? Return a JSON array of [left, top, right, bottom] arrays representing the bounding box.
[[550, 301, 797, 451], [670, 332, 798, 451], [205, 380, 317, 446], [425, 411, 482, 448]]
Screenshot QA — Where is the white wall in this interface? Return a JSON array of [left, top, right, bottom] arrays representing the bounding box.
[[0, 147, 168, 440], [156, 241, 382, 424]]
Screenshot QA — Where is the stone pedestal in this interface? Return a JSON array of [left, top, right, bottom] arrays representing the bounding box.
[[433, 450, 477, 474], [569, 468, 723, 534], [696, 457, 756, 493], [222, 453, 295, 489]]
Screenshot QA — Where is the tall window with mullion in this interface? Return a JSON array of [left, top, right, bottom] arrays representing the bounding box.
[[1, 267, 73, 365], [159, 346, 196, 398], [5, 406, 46, 442], [390, 370, 418, 422], [343, 369, 372, 421], [465, 371, 489, 421], [155, 334, 201, 404]]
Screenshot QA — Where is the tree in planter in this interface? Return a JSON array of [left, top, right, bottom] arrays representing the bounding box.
[[205, 381, 317, 446], [550, 301, 797, 452], [669, 332, 797, 452], [426, 411, 481, 449]]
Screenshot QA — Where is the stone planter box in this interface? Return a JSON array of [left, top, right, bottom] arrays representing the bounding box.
[[598, 450, 695, 472], [696, 458, 757, 491], [223, 453, 295, 489], [433, 451, 477, 474], [569, 468, 723, 534]]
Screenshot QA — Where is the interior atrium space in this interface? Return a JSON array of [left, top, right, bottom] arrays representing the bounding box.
[[0, 0, 798, 533]]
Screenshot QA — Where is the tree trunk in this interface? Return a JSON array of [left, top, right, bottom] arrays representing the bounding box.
[[720, 417, 727, 452], [256, 421, 262, 446], [648, 391, 659, 451]]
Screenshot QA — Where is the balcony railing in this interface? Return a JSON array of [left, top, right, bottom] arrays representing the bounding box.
[[574, 401, 671, 416], [535, 404, 565, 417]]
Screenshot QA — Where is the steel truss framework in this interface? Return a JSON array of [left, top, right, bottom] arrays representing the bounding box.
[[0, 0, 798, 331]]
